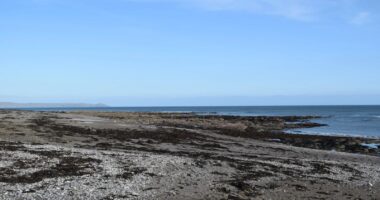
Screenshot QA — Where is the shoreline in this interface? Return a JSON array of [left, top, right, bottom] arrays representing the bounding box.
[[5, 107, 380, 140], [286, 129, 380, 140], [3, 109, 380, 155], [70, 111, 380, 155], [1, 110, 379, 199]]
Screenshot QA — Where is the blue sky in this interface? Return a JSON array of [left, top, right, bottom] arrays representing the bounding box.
[[1, 0, 380, 106]]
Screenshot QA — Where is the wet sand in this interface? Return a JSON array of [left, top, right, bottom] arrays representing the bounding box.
[[0, 110, 379, 199]]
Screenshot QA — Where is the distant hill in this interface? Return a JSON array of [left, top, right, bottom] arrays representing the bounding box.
[[0, 102, 108, 108]]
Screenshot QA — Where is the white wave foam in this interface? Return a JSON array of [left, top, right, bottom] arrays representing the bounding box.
[[361, 143, 380, 149], [285, 130, 380, 139]]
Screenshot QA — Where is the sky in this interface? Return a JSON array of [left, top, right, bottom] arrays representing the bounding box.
[[1, 0, 380, 106]]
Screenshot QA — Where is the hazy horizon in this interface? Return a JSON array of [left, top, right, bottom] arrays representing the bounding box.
[[1, 0, 379, 106], [2, 94, 380, 107]]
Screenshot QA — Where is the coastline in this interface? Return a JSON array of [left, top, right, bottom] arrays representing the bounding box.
[[11, 105, 380, 139], [18, 109, 380, 155], [1, 110, 379, 199]]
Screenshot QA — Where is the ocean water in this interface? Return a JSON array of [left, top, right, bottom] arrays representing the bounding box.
[[21, 106, 380, 138]]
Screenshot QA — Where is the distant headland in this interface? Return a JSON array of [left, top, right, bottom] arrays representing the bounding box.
[[0, 102, 108, 108]]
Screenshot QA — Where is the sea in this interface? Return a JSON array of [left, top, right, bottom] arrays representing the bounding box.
[[19, 106, 380, 138]]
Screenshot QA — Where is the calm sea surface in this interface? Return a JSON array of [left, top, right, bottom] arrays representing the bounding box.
[[21, 106, 380, 138]]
